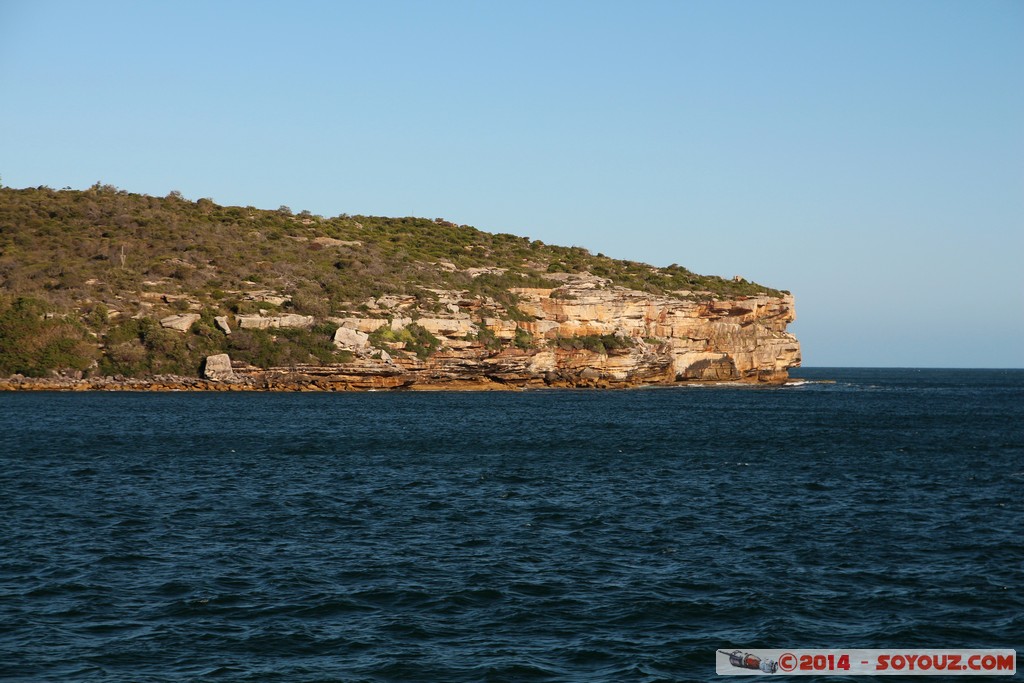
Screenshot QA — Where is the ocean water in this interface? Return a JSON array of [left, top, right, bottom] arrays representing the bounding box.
[[0, 368, 1021, 682]]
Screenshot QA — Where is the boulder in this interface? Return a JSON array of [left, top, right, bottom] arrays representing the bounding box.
[[160, 313, 200, 331], [333, 326, 370, 349], [203, 353, 235, 381], [214, 316, 232, 335]]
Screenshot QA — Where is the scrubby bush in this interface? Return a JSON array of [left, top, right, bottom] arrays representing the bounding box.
[[289, 288, 330, 317], [99, 317, 220, 377], [552, 334, 634, 355], [227, 326, 340, 368], [473, 326, 502, 351], [513, 327, 533, 350], [404, 323, 440, 360], [368, 322, 440, 360], [0, 297, 98, 377]]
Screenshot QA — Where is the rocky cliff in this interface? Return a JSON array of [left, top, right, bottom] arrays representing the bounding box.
[[202, 273, 800, 390]]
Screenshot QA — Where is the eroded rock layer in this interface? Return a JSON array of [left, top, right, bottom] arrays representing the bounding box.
[[0, 274, 800, 392], [220, 274, 801, 390]]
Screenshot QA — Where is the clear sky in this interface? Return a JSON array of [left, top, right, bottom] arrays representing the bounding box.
[[2, 1, 1021, 367]]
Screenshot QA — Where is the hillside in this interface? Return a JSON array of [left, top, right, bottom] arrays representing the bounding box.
[[0, 184, 799, 386]]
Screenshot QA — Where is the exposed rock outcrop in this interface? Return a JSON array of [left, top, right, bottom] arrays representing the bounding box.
[[160, 313, 201, 331], [236, 313, 315, 330], [505, 276, 800, 383], [199, 274, 801, 390]]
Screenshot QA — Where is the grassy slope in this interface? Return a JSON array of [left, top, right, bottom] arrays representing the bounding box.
[[0, 184, 786, 377]]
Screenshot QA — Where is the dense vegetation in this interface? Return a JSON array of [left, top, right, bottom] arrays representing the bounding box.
[[0, 184, 785, 377]]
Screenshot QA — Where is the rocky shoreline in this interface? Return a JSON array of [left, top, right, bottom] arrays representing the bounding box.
[[0, 362, 790, 395], [0, 373, 791, 393]]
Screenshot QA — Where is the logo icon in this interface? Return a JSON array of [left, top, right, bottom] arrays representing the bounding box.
[[719, 650, 779, 674]]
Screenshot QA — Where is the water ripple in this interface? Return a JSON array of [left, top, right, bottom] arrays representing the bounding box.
[[0, 369, 1021, 680]]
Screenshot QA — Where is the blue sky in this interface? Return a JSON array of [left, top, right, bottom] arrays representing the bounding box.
[[2, 1, 1021, 367]]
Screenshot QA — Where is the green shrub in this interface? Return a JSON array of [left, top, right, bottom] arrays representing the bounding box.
[[368, 322, 440, 360], [504, 304, 534, 322], [513, 327, 533, 350], [0, 297, 98, 377], [551, 334, 634, 355], [99, 317, 217, 377], [226, 326, 342, 368], [83, 302, 109, 328], [403, 323, 440, 360], [474, 326, 502, 351]]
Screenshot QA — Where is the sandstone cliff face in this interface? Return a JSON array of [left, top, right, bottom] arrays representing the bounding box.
[[0, 276, 799, 392], [220, 274, 801, 390], [513, 276, 799, 381]]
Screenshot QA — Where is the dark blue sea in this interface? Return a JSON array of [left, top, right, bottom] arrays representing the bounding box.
[[1, 368, 1021, 681]]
